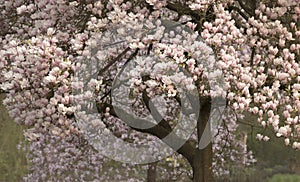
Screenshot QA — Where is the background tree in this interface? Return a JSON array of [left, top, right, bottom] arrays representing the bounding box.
[[0, 0, 299, 181]]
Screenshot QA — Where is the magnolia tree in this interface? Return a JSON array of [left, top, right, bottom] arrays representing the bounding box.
[[0, 0, 299, 181]]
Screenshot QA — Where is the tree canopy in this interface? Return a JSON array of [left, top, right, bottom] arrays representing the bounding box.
[[0, 0, 299, 181]]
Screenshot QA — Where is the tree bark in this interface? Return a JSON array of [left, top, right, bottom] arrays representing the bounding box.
[[192, 149, 204, 182], [192, 97, 214, 182], [147, 162, 157, 182], [202, 142, 214, 182]]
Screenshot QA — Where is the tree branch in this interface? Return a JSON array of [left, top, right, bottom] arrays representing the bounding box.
[[100, 102, 197, 164], [227, 5, 249, 20], [236, 0, 256, 17], [97, 47, 131, 77], [166, 2, 201, 21]]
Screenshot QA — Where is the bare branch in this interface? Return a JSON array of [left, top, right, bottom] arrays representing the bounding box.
[[227, 5, 250, 20], [97, 47, 131, 77]]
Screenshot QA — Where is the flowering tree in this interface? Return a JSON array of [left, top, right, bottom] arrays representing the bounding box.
[[0, 0, 299, 181]]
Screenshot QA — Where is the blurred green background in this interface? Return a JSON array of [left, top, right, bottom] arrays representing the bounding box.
[[0, 94, 27, 181]]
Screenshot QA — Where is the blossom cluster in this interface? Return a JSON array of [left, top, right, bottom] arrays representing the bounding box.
[[201, 0, 300, 149]]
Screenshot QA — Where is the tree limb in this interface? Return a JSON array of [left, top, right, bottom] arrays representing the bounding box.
[[100, 102, 197, 164]]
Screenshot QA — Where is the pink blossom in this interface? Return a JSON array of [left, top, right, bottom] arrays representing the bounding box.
[[277, 72, 290, 80], [256, 134, 263, 141], [285, 138, 290, 145]]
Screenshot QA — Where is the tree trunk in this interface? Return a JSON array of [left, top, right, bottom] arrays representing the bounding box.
[[202, 142, 214, 182], [147, 162, 157, 182], [192, 139, 214, 182], [192, 149, 204, 182], [192, 97, 214, 182]]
